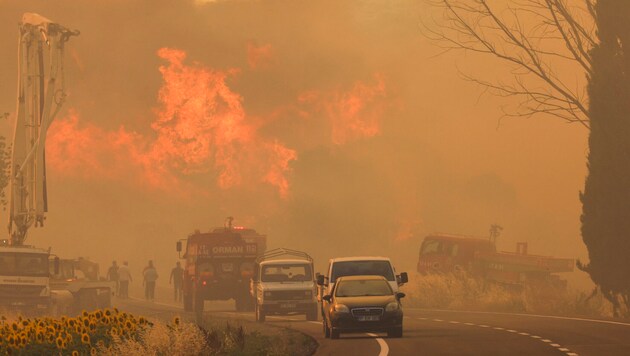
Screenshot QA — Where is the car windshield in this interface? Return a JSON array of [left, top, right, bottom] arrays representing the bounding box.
[[331, 261, 395, 283], [0, 253, 49, 277], [261, 264, 312, 282], [335, 279, 393, 297]]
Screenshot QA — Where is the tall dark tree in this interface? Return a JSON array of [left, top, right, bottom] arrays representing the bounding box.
[[580, 0, 630, 316]]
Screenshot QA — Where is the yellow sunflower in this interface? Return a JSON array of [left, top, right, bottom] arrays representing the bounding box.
[[81, 332, 91, 345]]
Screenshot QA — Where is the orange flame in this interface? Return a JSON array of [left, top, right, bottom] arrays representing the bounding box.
[[47, 48, 296, 197], [299, 74, 386, 145]]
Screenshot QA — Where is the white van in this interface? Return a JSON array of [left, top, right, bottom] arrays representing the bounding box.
[[316, 256, 408, 315]]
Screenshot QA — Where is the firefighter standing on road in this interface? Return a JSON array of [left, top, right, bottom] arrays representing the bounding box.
[[143, 260, 159, 301], [118, 261, 132, 298], [169, 261, 184, 302], [106, 261, 119, 296]]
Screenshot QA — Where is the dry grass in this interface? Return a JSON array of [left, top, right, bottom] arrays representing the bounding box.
[[104, 318, 316, 356], [405, 272, 615, 318], [101, 318, 211, 355]]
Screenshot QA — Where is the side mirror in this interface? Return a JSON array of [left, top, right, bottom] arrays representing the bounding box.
[[176, 241, 182, 252], [322, 295, 332, 302], [54, 257, 60, 275], [399, 272, 408, 284], [396, 292, 406, 300], [316, 274, 326, 286]]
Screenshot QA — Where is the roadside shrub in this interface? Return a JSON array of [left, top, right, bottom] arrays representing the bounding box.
[[406, 272, 614, 317]]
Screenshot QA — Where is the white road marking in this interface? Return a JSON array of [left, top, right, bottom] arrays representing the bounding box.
[[411, 308, 630, 327], [366, 333, 389, 356], [421, 317, 579, 356]]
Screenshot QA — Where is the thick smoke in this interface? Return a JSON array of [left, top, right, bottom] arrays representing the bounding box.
[[0, 0, 589, 287]]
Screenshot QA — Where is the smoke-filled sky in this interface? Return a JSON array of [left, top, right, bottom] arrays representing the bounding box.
[[0, 0, 589, 286]]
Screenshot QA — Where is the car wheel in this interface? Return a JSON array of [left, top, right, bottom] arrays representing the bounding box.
[[387, 326, 403, 338], [323, 320, 330, 338], [255, 304, 266, 323], [193, 293, 204, 324], [330, 328, 340, 339]]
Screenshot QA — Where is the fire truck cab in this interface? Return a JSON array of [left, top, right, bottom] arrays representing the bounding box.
[[177, 218, 266, 322]]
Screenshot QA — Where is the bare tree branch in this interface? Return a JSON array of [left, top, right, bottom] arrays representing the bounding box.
[[424, 0, 595, 128]]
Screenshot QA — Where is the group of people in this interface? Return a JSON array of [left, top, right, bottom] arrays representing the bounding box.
[[106, 260, 185, 302]]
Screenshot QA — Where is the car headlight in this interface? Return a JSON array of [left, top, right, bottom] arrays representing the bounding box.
[[385, 302, 399, 312], [334, 304, 349, 313]]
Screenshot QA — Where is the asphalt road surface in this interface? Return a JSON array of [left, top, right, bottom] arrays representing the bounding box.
[[115, 297, 630, 355]]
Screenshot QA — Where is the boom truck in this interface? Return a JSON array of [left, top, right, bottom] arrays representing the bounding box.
[[0, 13, 78, 315], [177, 217, 266, 322], [417, 233, 574, 288]]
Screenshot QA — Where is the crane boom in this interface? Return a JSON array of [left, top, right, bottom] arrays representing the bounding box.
[[7, 13, 78, 246]]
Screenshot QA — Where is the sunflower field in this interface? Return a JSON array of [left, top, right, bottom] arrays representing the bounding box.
[[0, 308, 156, 355]]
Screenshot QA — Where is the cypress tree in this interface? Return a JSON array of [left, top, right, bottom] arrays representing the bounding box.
[[580, 0, 630, 315]]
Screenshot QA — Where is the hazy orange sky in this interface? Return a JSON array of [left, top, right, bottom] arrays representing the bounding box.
[[0, 0, 589, 286]]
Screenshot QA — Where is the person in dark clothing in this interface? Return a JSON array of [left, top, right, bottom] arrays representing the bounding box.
[[106, 261, 119, 296], [143, 260, 159, 301], [169, 261, 184, 302]]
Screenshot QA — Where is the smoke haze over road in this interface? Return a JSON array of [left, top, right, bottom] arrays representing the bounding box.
[[0, 0, 589, 287]]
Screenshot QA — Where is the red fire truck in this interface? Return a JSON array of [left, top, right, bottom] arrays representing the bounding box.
[[177, 218, 266, 321], [417, 233, 574, 288]]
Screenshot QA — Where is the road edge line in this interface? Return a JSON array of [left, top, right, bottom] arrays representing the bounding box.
[[365, 333, 389, 356], [408, 308, 630, 327]]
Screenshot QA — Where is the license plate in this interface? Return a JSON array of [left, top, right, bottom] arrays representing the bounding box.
[[280, 303, 296, 309], [222, 263, 233, 272], [357, 315, 380, 321]]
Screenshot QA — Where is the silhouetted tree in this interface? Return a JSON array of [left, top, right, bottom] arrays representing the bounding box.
[[424, 0, 595, 127], [579, 0, 630, 317]]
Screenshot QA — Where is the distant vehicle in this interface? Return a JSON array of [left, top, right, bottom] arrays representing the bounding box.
[[250, 248, 318, 322], [322, 275, 405, 339], [49, 258, 113, 314], [316, 256, 408, 317], [0, 245, 55, 315], [417, 233, 574, 288], [177, 217, 267, 322]]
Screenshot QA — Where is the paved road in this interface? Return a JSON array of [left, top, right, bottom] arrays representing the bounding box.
[[114, 297, 630, 355]]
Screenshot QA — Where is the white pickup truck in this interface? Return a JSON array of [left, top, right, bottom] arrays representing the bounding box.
[[316, 256, 408, 316], [250, 248, 318, 322]]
